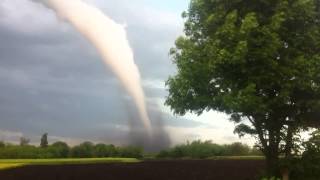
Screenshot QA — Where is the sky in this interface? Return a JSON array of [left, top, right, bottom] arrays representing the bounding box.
[[0, 0, 255, 147]]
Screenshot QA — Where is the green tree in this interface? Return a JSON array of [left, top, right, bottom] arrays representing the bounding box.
[[157, 140, 254, 158], [51, 141, 69, 158], [94, 143, 107, 157], [287, 130, 320, 179], [70, 141, 94, 158], [40, 133, 48, 148], [250, 146, 263, 156], [166, 0, 320, 177], [0, 141, 5, 148], [94, 144, 116, 157], [225, 142, 250, 156], [20, 137, 30, 146]]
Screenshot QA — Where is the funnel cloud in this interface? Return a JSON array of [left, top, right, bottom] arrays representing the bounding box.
[[33, 0, 152, 135]]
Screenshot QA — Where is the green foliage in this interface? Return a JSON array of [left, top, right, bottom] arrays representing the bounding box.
[[0, 142, 5, 148], [166, 0, 320, 176], [94, 144, 116, 157], [288, 130, 320, 180], [157, 140, 260, 158], [224, 142, 251, 156], [50, 141, 69, 158], [117, 146, 143, 159], [70, 141, 95, 158], [167, 0, 320, 135], [0, 141, 143, 159], [251, 146, 264, 156], [40, 133, 48, 148], [0, 145, 52, 159], [19, 137, 30, 146]]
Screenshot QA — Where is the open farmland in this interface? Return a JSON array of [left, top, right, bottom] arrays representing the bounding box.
[[0, 159, 265, 180], [0, 158, 139, 170]]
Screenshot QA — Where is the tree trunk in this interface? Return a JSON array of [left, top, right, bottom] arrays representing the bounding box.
[[284, 125, 294, 158], [265, 150, 280, 177], [282, 168, 289, 180], [252, 116, 281, 178], [265, 128, 281, 177]]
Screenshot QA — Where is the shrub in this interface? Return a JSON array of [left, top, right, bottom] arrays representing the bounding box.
[[50, 141, 70, 158], [289, 130, 320, 180], [70, 141, 94, 158], [224, 142, 251, 156], [118, 146, 143, 158], [0, 145, 55, 159], [94, 144, 116, 157]]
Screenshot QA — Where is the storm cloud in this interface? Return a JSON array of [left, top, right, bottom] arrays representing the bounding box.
[[0, 0, 192, 146], [0, 0, 249, 148]]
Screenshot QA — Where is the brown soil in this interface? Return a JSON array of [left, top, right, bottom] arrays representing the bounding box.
[[0, 159, 265, 180]]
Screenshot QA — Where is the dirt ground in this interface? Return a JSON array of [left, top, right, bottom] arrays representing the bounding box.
[[0, 159, 265, 180]]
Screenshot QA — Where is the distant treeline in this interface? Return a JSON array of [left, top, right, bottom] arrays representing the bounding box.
[[157, 140, 262, 159], [0, 137, 262, 159], [0, 141, 143, 159]]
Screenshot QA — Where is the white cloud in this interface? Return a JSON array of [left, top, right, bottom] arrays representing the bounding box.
[[142, 79, 165, 90], [0, 129, 23, 143], [165, 125, 256, 146], [0, 0, 62, 34], [90, 0, 184, 28]]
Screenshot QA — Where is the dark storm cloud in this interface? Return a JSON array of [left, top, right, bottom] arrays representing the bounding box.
[[0, 0, 200, 146], [0, 21, 112, 80]]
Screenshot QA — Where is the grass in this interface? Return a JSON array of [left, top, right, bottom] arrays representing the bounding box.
[[0, 163, 26, 170], [0, 158, 140, 170], [0, 156, 264, 170]]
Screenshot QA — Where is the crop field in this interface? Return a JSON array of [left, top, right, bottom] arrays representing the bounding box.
[[0, 158, 139, 170], [0, 158, 265, 180]]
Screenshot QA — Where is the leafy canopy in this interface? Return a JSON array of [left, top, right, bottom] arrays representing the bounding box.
[[166, 0, 320, 130]]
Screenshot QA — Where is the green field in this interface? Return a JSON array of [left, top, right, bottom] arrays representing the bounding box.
[[0, 156, 265, 171], [0, 158, 140, 170]]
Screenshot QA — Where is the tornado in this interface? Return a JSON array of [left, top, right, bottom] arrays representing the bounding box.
[[33, 0, 152, 134]]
